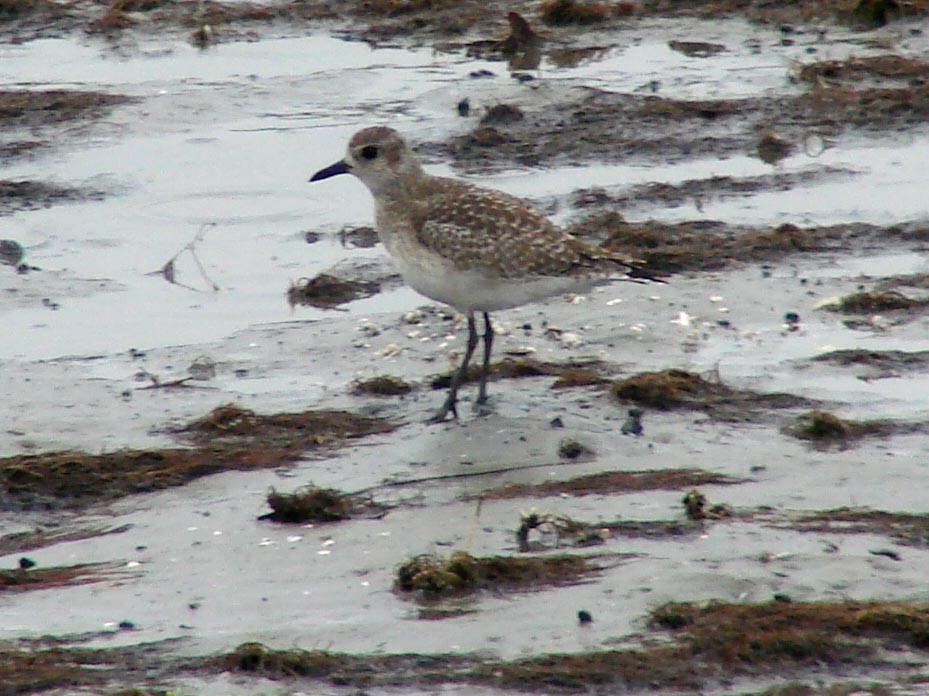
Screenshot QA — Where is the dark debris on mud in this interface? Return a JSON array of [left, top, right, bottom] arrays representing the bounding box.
[[782, 409, 906, 447], [476, 467, 744, 500], [217, 598, 929, 693], [798, 54, 929, 88], [0, 404, 393, 510], [430, 357, 612, 390], [810, 348, 929, 379], [0, 561, 131, 593], [442, 84, 921, 175], [4, 0, 929, 46], [0, 523, 131, 556], [0, 639, 194, 696], [0, 179, 106, 216], [0, 89, 133, 127], [817, 289, 929, 330], [568, 217, 929, 276], [823, 289, 929, 314], [261, 484, 388, 523], [516, 509, 704, 552], [610, 369, 817, 421], [7, 596, 929, 694], [793, 507, 929, 548], [0, 88, 133, 169], [573, 169, 851, 213], [394, 550, 607, 598], [287, 272, 380, 309], [351, 374, 414, 396], [179, 403, 392, 446], [682, 488, 733, 521]]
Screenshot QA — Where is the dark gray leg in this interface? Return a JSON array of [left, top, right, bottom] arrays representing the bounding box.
[[477, 312, 493, 404], [429, 312, 480, 423]]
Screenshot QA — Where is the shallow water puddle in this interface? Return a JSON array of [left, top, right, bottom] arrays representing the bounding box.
[[0, 35, 499, 359], [542, 16, 926, 97], [2, 24, 927, 361]]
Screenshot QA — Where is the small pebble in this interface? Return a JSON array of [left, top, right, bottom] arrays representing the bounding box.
[[578, 610, 593, 624], [621, 408, 643, 436], [0, 239, 25, 266]]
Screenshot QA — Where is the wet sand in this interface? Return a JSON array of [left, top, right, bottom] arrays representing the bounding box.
[[3, 2, 929, 694]]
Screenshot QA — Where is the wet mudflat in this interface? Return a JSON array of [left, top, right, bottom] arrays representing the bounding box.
[[4, 1, 929, 694]]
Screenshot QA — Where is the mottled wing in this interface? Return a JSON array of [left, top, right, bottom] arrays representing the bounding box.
[[415, 180, 578, 278], [414, 178, 657, 281]]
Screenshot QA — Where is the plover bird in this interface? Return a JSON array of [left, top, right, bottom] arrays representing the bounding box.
[[310, 126, 660, 423]]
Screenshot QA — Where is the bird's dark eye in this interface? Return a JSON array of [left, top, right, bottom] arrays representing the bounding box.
[[360, 145, 379, 160]]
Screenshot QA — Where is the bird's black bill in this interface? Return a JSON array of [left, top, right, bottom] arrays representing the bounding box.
[[309, 160, 351, 182]]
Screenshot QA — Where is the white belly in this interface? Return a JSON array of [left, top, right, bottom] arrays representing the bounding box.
[[390, 249, 590, 313]]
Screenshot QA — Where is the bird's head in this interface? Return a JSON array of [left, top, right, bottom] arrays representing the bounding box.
[[310, 126, 423, 196]]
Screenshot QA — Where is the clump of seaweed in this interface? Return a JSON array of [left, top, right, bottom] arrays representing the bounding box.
[[580, 214, 820, 274], [263, 486, 352, 523], [611, 369, 720, 409], [221, 598, 929, 691], [793, 507, 929, 548], [651, 598, 929, 665], [261, 485, 387, 523], [351, 375, 413, 396], [540, 0, 613, 25], [226, 641, 339, 677], [682, 489, 732, 521], [431, 358, 610, 390], [476, 468, 743, 500], [1, 561, 134, 593], [394, 550, 599, 598], [516, 509, 685, 552], [783, 410, 895, 446], [1, 405, 392, 510], [287, 273, 379, 308], [610, 369, 814, 420], [824, 290, 923, 314], [557, 437, 593, 460]]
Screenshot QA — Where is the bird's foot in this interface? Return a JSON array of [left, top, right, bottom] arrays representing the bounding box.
[[427, 397, 459, 424], [473, 395, 495, 417]]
